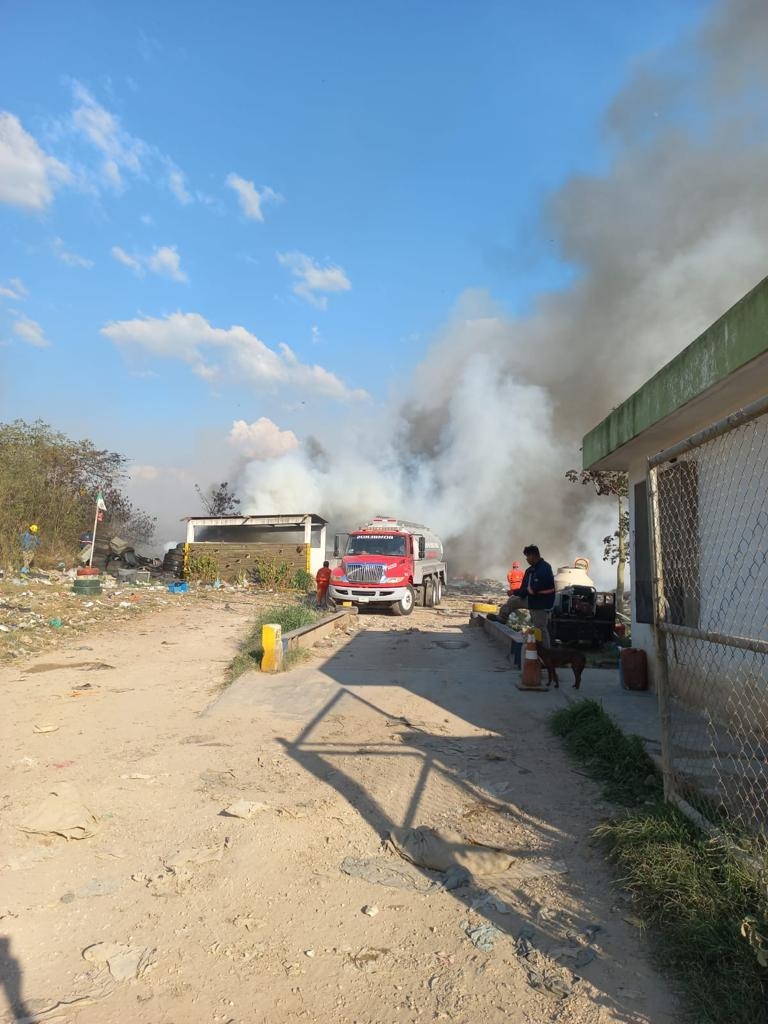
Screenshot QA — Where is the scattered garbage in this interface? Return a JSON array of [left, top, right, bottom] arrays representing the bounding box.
[[221, 799, 270, 819], [168, 582, 189, 594], [386, 825, 513, 875], [32, 723, 59, 734], [385, 825, 567, 883], [82, 941, 156, 981], [464, 921, 503, 952], [471, 893, 511, 914], [48, 617, 62, 629], [362, 904, 379, 917], [18, 783, 97, 840], [165, 839, 230, 871], [340, 855, 467, 894], [304, 948, 316, 958], [515, 927, 578, 1001]]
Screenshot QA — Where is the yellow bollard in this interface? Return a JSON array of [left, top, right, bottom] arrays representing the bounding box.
[[261, 623, 283, 672]]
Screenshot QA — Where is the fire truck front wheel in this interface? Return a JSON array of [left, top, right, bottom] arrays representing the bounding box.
[[392, 585, 415, 616]]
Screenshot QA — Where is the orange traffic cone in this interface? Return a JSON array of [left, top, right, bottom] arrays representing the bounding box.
[[520, 633, 544, 689]]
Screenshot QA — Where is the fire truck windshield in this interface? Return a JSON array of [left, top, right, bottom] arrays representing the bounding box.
[[346, 534, 406, 556]]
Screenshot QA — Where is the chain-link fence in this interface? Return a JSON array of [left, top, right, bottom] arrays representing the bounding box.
[[647, 395, 768, 838]]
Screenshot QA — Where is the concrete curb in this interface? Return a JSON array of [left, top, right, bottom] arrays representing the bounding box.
[[471, 612, 517, 653], [283, 606, 358, 654]]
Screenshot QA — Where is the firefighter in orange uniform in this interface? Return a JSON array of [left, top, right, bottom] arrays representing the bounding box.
[[507, 561, 524, 593], [316, 560, 332, 609]]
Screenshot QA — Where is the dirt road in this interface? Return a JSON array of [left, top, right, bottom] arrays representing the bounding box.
[[1, 597, 677, 1024]]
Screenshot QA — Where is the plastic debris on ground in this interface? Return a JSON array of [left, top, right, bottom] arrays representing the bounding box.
[[17, 783, 98, 840], [464, 921, 504, 952], [340, 855, 468, 895], [221, 799, 270, 819], [82, 941, 156, 981]]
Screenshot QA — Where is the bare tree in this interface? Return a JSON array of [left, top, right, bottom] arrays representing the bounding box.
[[565, 469, 629, 615], [194, 482, 241, 516]]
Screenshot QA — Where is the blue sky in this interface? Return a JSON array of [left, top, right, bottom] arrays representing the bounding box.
[[0, 0, 714, 539]]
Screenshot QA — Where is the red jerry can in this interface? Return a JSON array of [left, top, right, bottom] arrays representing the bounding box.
[[620, 648, 648, 691]]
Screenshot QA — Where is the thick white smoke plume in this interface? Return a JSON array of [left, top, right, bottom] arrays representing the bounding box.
[[240, 0, 768, 581]]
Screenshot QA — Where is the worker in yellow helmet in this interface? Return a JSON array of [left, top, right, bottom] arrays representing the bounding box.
[[20, 523, 41, 573]]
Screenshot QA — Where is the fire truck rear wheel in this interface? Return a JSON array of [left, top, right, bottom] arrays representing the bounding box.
[[393, 585, 415, 616], [433, 577, 442, 606]]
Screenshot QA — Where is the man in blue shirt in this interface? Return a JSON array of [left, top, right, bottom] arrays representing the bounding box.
[[489, 544, 556, 647]]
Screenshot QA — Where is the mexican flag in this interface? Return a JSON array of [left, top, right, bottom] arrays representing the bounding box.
[[96, 493, 107, 511]]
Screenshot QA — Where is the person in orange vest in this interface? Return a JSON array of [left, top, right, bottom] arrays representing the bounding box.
[[316, 560, 332, 609], [507, 561, 524, 593]]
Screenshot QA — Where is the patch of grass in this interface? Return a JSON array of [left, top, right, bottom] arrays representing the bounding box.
[[227, 603, 320, 682], [596, 809, 768, 1024], [552, 699, 768, 1024], [283, 646, 312, 670], [550, 699, 662, 805]]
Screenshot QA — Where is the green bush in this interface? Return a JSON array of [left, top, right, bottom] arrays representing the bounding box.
[[186, 554, 219, 582], [251, 555, 292, 589], [291, 568, 314, 591]]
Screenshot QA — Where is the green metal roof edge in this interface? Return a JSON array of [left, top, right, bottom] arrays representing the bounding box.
[[583, 275, 768, 468]]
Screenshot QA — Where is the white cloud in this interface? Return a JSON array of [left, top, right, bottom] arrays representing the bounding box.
[[111, 243, 187, 282], [69, 81, 147, 190], [0, 277, 27, 300], [148, 244, 187, 282], [52, 236, 93, 268], [0, 111, 72, 211], [226, 172, 279, 221], [66, 82, 193, 205], [167, 165, 192, 205], [277, 251, 351, 309], [228, 418, 300, 460], [111, 245, 143, 273], [13, 315, 49, 348], [101, 311, 367, 401]]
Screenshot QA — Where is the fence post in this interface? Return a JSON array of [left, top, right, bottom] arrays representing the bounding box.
[[647, 462, 674, 802]]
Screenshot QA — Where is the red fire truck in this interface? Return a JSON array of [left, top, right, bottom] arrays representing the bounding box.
[[329, 516, 447, 616]]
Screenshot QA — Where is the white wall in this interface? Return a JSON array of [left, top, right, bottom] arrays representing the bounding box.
[[628, 459, 657, 690], [627, 415, 768, 713]]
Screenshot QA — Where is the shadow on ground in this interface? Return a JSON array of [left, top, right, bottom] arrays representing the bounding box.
[[243, 616, 673, 1021]]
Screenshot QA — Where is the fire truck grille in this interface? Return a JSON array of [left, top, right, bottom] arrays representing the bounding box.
[[346, 563, 385, 583]]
